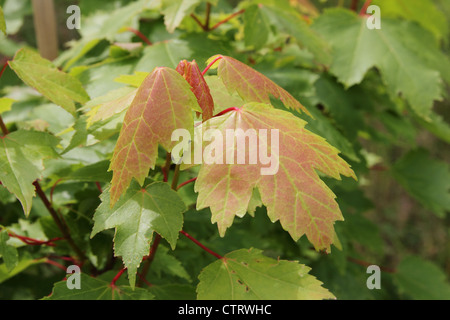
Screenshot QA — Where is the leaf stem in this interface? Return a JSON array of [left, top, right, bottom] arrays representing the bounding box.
[[171, 164, 181, 190], [177, 177, 197, 190], [190, 13, 208, 31], [359, 0, 372, 16], [347, 257, 396, 273], [350, 0, 359, 12], [125, 27, 152, 46], [110, 267, 126, 287], [213, 106, 241, 117], [180, 230, 223, 259], [210, 9, 245, 31], [202, 55, 223, 76], [0, 116, 9, 136]]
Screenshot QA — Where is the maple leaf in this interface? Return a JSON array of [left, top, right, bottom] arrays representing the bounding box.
[[8, 48, 90, 115], [312, 9, 443, 119], [92, 181, 186, 287], [193, 103, 356, 251], [45, 274, 155, 300], [176, 59, 214, 121], [0, 131, 59, 216], [197, 248, 335, 300], [206, 55, 311, 115], [109, 67, 201, 205]]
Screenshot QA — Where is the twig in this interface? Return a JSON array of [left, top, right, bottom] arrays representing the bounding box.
[[177, 177, 197, 190], [180, 230, 223, 259], [125, 27, 152, 46], [210, 9, 245, 30]]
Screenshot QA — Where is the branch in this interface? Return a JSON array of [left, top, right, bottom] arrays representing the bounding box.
[[124, 27, 152, 46], [205, 2, 212, 31], [177, 177, 197, 190], [202, 55, 223, 75], [180, 230, 223, 259], [359, 0, 372, 16], [33, 181, 87, 262], [190, 13, 208, 31], [110, 267, 126, 287], [350, 0, 359, 12], [347, 257, 396, 273], [210, 9, 245, 31]]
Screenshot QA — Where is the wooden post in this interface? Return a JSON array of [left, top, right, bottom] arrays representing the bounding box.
[[31, 0, 59, 60]]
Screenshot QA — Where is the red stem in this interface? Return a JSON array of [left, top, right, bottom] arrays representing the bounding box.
[[190, 13, 208, 31], [0, 61, 10, 136], [213, 106, 241, 117], [0, 116, 8, 136], [0, 61, 8, 81], [45, 259, 67, 271], [202, 55, 223, 76], [210, 9, 246, 30], [347, 257, 396, 273], [95, 182, 103, 193], [350, 0, 359, 12], [50, 178, 62, 204], [180, 230, 223, 259], [125, 27, 152, 46], [110, 267, 126, 287], [359, 0, 372, 16], [177, 177, 197, 190]]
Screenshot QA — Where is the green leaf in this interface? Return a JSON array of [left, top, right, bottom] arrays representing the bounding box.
[[312, 9, 442, 119], [8, 48, 90, 115], [372, 0, 448, 42], [0, 130, 59, 216], [44, 273, 154, 300], [392, 149, 450, 218], [85, 86, 137, 125], [414, 111, 450, 144], [0, 230, 18, 272], [150, 284, 196, 300], [0, 97, 15, 114], [259, 4, 331, 65], [161, 0, 203, 33], [243, 5, 271, 50], [0, 5, 6, 35], [91, 181, 186, 287], [68, 160, 112, 183], [197, 248, 335, 300], [0, 254, 44, 284], [109, 67, 200, 205], [151, 245, 191, 281], [395, 256, 450, 300]]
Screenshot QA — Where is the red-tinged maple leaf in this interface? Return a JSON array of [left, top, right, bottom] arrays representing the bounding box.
[[176, 59, 214, 121], [206, 55, 311, 116], [109, 67, 201, 206], [193, 102, 356, 251]]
